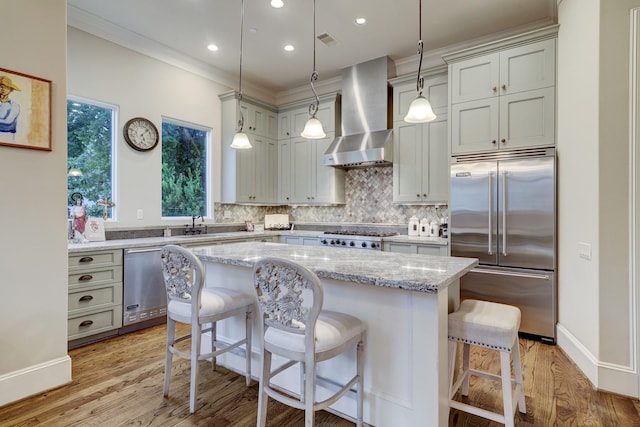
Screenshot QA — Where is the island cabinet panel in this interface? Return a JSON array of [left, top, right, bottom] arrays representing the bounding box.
[[279, 235, 320, 246], [444, 27, 557, 154], [277, 93, 344, 205], [220, 91, 279, 204], [67, 249, 123, 347], [193, 242, 477, 427]]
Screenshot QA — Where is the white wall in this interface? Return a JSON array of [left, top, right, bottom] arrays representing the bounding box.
[[557, 0, 640, 397], [0, 0, 71, 406], [67, 28, 233, 228]]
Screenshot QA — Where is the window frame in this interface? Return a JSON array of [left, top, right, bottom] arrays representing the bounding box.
[[160, 116, 212, 220], [67, 95, 118, 220]]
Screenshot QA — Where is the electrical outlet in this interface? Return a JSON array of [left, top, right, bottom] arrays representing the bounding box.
[[578, 242, 592, 260], [136, 209, 143, 220]]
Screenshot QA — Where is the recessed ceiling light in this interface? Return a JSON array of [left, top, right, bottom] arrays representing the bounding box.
[[207, 44, 219, 52], [284, 44, 295, 52], [271, 0, 284, 8], [355, 17, 367, 25]]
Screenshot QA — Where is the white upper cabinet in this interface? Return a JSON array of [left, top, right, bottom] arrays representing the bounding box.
[[277, 93, 344, 205], [390, 72, 449, 204], [444, 26, 558, 154], [220, 92, 278, 204]]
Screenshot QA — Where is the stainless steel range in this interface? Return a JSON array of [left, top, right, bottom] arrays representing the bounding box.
[[319, 231, 397, 250]]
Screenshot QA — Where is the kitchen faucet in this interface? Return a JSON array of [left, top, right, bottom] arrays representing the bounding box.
[[185, 215, 207, 235]]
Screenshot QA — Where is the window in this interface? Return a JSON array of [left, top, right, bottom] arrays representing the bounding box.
[[67, 97, 116, 218], [161, 119, 209, 217]]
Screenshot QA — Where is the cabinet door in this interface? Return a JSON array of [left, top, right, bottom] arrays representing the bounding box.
[[450, 53, 499, 104], [278, 112, 292, 139], [291, 138, 312, 202], [247, 105, 265, 135], [312, 135, 344, 203], [394, 75, 449, 121], [451, 97, 499, 154], [254, 137, 277, 202], [278, 139, 292, 203], [423, 116, 449, 202], [315, 102, 336, 133], [416, 245, 445, 256], [235, 141, 256, 202], [385, 242, 417, 254], [393, 121, 423, 202], [500, 39, 555, 95], [266, 111, 278, 139], [499, 87, 555, 150]]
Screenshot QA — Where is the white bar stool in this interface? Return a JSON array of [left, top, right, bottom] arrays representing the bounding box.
[[448, 299, 526, 427]]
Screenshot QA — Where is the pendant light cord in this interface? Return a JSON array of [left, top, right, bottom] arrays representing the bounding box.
[[237, 0, 245, 132], [415, 0, 424, 97], [308, 0, 320, 118]]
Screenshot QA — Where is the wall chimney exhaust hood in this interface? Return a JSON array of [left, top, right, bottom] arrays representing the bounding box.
[[324, 56, 395, 168]]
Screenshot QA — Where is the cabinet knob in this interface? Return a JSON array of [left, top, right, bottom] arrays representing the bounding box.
[[501, 138, 506, 144], [286, 197, 290, 200], [492, 140, 497, 144], [286, 132, 290, 136], [423, 193, 427, 198], [502, 84, 507, 90], [416, 194, 420, 198], [492, 86, 497, 92]]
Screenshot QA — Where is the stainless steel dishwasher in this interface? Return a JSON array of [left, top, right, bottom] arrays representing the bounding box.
[[123, 247, 167, 331]]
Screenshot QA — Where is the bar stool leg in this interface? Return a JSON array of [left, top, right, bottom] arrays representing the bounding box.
[[500, 351, 514, 427], [513, 340, 527, 413], [461, 343, 471, 396], [448, 340, 457, 400]]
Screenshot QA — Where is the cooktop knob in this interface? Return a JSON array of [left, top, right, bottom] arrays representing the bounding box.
[[341, 241, 346, 245], [349, 241, 355, 246], [321, 239, 328, 244], [361, 242, 367, 248], [330, 240, 335, 245], [370, 243, 377, 248]]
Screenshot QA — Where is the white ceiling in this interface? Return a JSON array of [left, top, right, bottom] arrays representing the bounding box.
[[67, 0, 557, 99]]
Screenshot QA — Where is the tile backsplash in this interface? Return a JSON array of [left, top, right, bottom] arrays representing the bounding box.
[[214, 167, 447, 228]]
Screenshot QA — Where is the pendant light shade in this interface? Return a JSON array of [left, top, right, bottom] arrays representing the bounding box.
[[301, 0, 326, 139], [404, 95, 436, 123], [301, 116, 326, 139], [404, 0, 436, 124], [231, 0, 251, 149], [230, 131, 251, 149]]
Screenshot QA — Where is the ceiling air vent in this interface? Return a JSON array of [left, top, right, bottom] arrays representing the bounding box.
[[317, 32, 337, 47]]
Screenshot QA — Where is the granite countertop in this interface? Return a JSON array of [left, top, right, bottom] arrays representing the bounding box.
[[68, 229, 449, 253], [194, 241, 477, 294]]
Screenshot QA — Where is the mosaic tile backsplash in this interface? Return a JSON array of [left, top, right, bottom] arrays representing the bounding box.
[[214, 167, 448, 229]]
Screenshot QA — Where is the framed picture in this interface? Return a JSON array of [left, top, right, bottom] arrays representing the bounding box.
[[0, 67, 51, 151]]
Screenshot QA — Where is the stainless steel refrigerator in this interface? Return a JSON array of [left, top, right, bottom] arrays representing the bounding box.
[[450, 147, 556, 343]]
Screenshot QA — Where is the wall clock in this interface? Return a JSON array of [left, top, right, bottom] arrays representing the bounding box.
[[123, 117, 159, 151]]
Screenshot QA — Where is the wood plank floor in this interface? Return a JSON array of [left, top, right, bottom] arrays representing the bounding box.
[[1, 323, 639, 426]]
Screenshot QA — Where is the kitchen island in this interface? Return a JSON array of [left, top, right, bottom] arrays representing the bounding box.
[[193, 241, 478, 427]]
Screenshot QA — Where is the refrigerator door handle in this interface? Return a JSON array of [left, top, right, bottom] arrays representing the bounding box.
[[470, 268, 551, 281], [488, 171, 494, 255], [501, 170, 508, 256]]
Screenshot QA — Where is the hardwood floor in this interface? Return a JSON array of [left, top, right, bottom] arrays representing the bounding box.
[[1, 323, 639, 426]]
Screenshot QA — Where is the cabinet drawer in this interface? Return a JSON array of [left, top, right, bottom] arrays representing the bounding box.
[[68, 283, 123, 314], [68, 266, 123, 289], [68, 307, 122, 340], [69, 250, 122, 271]]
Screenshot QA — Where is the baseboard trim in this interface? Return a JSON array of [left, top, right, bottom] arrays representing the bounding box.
[[557, 323, 639, 398], [0, 355, 72, 407]]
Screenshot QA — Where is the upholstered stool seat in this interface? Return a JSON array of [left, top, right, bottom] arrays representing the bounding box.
[[448, 299, 526, 427]]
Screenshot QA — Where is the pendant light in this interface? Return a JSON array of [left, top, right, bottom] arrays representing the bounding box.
[[404, 0, 436, 123], [301, 0, 326, 139], [230, 0, 252, 149]]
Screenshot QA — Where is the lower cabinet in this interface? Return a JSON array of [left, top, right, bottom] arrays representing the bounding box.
[[68, 249, 123, 348], [280, 235, 320, 246], [383, 241, 448, 256]]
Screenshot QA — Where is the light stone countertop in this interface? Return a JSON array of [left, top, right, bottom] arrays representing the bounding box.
[[193, 241, 476, 294], [67, 229, 449, 253]]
